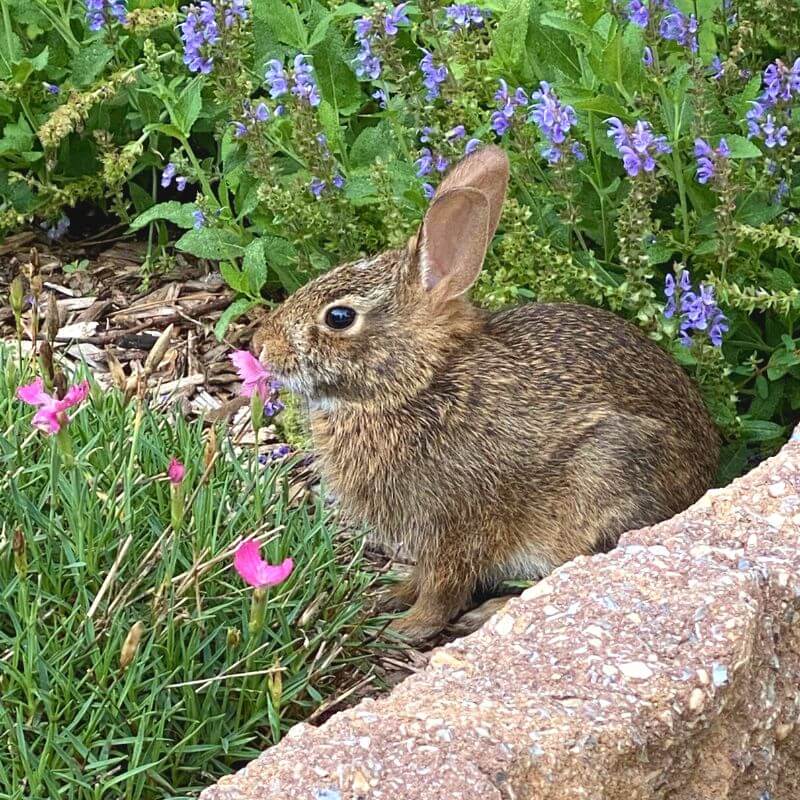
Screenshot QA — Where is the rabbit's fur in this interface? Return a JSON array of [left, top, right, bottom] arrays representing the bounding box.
[[254, 146, 720, 640]]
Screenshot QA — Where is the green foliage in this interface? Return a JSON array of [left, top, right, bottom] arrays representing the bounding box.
[[1, 0, 799, 470], [0, 349, 389, 800]]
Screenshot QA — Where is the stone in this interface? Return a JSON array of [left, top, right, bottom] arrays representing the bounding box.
[[200, 424, 800, 800]]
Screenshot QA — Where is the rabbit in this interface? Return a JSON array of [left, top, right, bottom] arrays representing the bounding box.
[[253, 145, 721, 642]]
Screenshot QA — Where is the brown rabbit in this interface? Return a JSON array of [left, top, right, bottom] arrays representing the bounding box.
[[253, 146, 720, 641]]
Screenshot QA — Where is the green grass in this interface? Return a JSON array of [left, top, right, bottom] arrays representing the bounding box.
[[0, 349, 391, 800]]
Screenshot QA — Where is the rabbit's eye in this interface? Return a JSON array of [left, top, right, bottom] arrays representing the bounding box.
[[324, 306, 357, 330]]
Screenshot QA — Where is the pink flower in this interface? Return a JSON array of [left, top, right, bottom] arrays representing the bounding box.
[[230, 350, 272, 401], [17, 377, 90, 435], [167, 458, 186, 484], [233, 540, 293, 588]]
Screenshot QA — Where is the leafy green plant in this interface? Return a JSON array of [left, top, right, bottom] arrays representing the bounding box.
[[2, 0, 799, 473], [0, 347, 390, 800]]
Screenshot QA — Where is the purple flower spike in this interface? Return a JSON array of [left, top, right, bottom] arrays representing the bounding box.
[[606, 117, 670, 178], [419, 51, 448, 100], [663, 268, 728, 348]]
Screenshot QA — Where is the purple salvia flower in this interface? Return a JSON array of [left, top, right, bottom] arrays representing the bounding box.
[[85, 0, 127, 30], [291, 54, 321, 106], [774, 180, 789, 204], [444, 4, 486, 30], [415, 147, 434, 177], [265, 59, 290, 98], [445, 124, 466, 140], [332, 174, 345, 189], [309, 177, 326, 198], [42, 214, 70, 242], [643, 46, 653, 67], [373, 88, 388, 107], [659, 9, 698, 52], [627, 0, 648, 27], [710, 56, 724, 80], [422, 182, 435, 199], [180, 1, 220, 74], [161, 162, 177, 188], [384, 2, 410, 35], [745, 58, 799, 148], [663, 273, 677, 318], [223, 0, 248, 27], [434, 154, 449, 172], [491, 79, 527, 136], [419, 51, 448, 100], [665, 269, 728, 347], [529, 81, 577, 145], [465, 137, 482, 155], [606, 117, 671, 177], [43, 82, 60, 95], [693, 137, 729, 185], [176, 176, 188, 191], [192, 209, 206, 229]]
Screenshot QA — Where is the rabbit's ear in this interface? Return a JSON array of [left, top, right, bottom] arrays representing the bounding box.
[[416, 146, 509, 298]]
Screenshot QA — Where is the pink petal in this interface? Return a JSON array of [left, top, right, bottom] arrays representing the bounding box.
[[17, 378, 52, 407], [256, 557, 294, 587], [62, 379, 90, 408], [31, 404, 63, 434], [167, 457, 186, 484], [230, 350, 269, 399], [234, 541, 293, 588]]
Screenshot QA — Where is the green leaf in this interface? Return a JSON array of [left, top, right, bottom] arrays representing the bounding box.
[[618, 22, 644, 89], [175, 227, 245, 260], [262, 235, 297, 267], [739, 418, 786, 442], [0, 116, 33, 155], [220, 261, 250, 294], [311, 26, 362, 115], [171, 80, 204, 137], [215, 297, 260, 340], [349, 124, 395, 167], [493, 0, 532, 72], [317, 99, 342, 155], [263, 236, 300, 291], [308, 12, 334, 49], [716, 441, 749, 486], [243, 240, 268, 296], [70, 41, 113, 87], [251, 0, 307, 49], [129, 202, 197, 231], [723, 134, 762, 159], [574, 94, 628, 119], [540, 11, 591, 42], [11, 48, 48, 85]]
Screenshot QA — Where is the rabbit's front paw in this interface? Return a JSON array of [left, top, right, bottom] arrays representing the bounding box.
[[376, 577, 418, 613], [387, 607, 446, 643]]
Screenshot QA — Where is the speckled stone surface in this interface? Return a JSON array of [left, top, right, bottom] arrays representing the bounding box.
[[201, 424, 800, 800]]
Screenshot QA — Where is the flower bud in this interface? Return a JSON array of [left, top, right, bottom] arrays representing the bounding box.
[[144, 324, 174, 374], [268, 656, 283, 710], [119, 621, 145, 671], [226, 627, 241, 648], [45, 292, 60, 344], [9, 276, 24, 315], [105, 348, 127, 391], [12, 529, 26, 577]]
